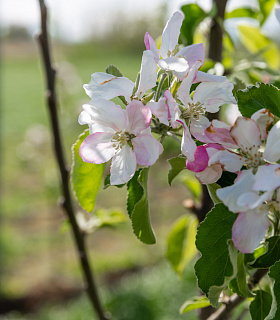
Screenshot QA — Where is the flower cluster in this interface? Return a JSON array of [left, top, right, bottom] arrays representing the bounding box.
[[78, 10, 280, 254]]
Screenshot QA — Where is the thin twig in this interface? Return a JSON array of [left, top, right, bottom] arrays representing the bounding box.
[[36, 1, 109, 319], [207, 269, 268, 320]]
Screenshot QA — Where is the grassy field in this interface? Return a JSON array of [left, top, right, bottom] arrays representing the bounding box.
[[1, 39, 203, 319]]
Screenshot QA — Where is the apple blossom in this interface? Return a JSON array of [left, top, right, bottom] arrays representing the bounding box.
[[79, 99, 163, 185], [144, 11, 205, 80]]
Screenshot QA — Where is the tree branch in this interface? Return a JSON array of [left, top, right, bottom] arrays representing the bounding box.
[[207, 269, 268, 320], [36, 1, 109, 319]]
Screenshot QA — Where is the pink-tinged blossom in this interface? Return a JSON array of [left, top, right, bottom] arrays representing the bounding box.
[[186, 144, 224, 184], [209, 110, 277, 173], [217, 169, 273, 253], [79, 99, 163, 185], [144, 11, 205, 80], [165, 61, 236, 161]]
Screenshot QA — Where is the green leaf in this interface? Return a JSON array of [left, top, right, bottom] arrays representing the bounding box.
[[71, 130, 104, 212], [180, 296, 211, 314], [103, 174, 125, 189], [167, 155, 186, 185], [92, 208, 127, 228], [259, 0, 277, 25], [216, 171, 237, 188], [166, 214, 198, 275], [250, 236, 280, 269], [126, 168, 156, 244], [235, 252, 254, 297], [180, 172, 202, 203], [239, 25, 280, 70], [207, 183, 222, 205], [236, 83, 280, 118], [232, 77, 247, 98], [195, 204, 238, 307], [105, 64, 123, 77], [250, 290, 272, 320], [226, 7, 258, 19], [180, 4, 207, 45], [266, 260, 280, 320]]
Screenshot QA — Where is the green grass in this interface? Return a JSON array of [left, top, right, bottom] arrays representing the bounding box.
[[1, 40, 199, 320], [2, 262, 199, 320]]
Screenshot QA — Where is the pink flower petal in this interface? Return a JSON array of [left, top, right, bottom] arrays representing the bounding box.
[[144, 32, 160, 61], [147, 98, 169, 126], [160, 11, 183, 59], [177, 43, 205, 69], [126, 101, 152, 135], [164, 90, 180, 128], [132, 135, 163, 166], [79, 132, 116, 164], [83, 72, 134, 102], [178, 120, 197, 161], [232, 209, 270, 253], [186, 145, 209, 173], [110, 145, 136, 185]]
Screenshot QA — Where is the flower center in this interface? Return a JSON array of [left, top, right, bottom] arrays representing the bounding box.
[[239, 144, 263, 168], [180, 101, 204, 121], [167, 44, 180, 57], [111, 131, 135, 150]]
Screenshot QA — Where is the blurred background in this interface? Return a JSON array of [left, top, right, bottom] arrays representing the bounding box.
[[1, 0, 280, 319]]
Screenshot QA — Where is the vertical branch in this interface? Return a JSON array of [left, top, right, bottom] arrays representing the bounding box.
[[36, 1, 108, 319], [208, 0, 228, 63], [197, 1, 228, 319]]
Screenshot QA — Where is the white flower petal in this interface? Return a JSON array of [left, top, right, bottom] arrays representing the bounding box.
[[253, 164, 280, 192], [79, 132, 116, 164], [194, 71, 227, 83], [83, 72, 134, 102], [263, 121, 280, 162], [209, 149, 245, 172], [193, 80, 236, 113], [195, 164, 222, 185], [110, 145, 137, 185], [126, 101, 151, 135], [189, 116, 212, 143], [158, 56, 189, 73], [217, 169, 255, 212], [135, 50, 157, 99], [231, 117, 261, 153], [132, 135, 163, 166], [160, 11, 183, 59], [276, 7, 280, 24], [82, 99, 127, 132], [251, 109, 274, 140], [177, 60, 202, 105], [232, 209, 270, 253]]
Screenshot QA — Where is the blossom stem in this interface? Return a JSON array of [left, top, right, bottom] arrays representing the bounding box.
[[155, 73, 168, 102]]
